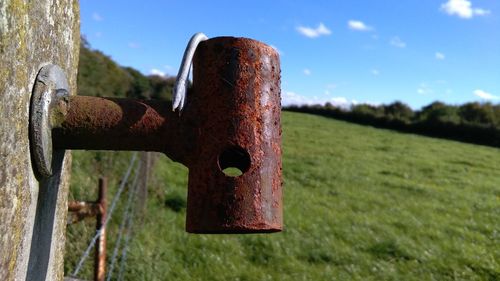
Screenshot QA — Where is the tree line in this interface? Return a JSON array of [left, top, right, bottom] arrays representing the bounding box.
[[285, 101, 500, 148], [78, 37, 175, 101]]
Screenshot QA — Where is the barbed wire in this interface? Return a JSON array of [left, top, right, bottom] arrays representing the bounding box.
[[116, 176, 142, 281], [71, 152, 138, 278], [117, 153, 151, 280], [106, 160, 142, 281]]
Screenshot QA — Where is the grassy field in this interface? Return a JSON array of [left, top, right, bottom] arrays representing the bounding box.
[[65, 111, 500, 280]]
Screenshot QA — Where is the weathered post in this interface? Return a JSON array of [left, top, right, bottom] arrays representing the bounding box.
[[0, 1, 79, 280]]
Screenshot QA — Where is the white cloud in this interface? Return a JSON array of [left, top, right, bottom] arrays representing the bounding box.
[[390, 36, 406, 48], [303, 68, 311, 76], [474, 89, 498, 100], [330, 97, 351, 108], [162, 65, 176, 75], [281, 91, 358, 109], [475, 9, 491, 16], [348, 20, 373, 31], [281, 91, 309, 106], [324, 84, 339, 96], [296, 23, 331, 38], [371, 69, 380, 76], [92, 12, 103, 21], [418, 81, 454, 96], [128, 42, 140, 49], [435, 52, 446, 60], [150, 68, 166, 77], [440, 0, 490, 19], [417, 83, 434, 95]]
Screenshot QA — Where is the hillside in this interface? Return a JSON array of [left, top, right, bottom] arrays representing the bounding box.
[[65, 111, 500, 281], [78, 38, 175, 100]]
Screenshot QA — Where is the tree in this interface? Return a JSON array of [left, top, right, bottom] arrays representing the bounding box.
[[124, 67, 152, 99], [352, 104, 384, 117], [148, 75, 175, 101], [78, 40, 132, 98], [458, 102, 496, 126], [384, 101, 414, 122], [417, 101, 460, 124]]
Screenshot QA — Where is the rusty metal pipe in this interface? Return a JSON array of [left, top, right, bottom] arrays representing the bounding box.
[[54, 37, 282, 233], [185, 37, 282, 233], [67, 201, 99, 224], [67, 178, 107, 281], [95, 177, 107, 281], [68, 201, 98, 213], [52, 97, 189, 164]]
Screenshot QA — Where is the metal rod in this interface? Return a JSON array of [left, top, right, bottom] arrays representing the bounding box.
[[95, 177, 107, 281], [67, 201, 99, 224], [68, 201, 98, 213], [52, 96, 188, 164], [67, 177, 108, 281]]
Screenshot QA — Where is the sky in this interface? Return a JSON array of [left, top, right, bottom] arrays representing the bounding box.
[[80, 0, 499, 109]]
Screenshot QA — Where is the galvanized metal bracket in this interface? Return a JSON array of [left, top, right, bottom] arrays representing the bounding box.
[[30, 64, 70, 178]]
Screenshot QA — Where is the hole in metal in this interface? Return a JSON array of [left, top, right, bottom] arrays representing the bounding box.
[[218, 146, 251, 177]]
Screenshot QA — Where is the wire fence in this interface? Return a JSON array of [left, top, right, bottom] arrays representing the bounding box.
[[68, 152, 151, 280], [106, 160, 142, 281]]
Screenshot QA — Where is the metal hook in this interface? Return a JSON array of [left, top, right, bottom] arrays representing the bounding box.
[[172, 32, 208, 112]]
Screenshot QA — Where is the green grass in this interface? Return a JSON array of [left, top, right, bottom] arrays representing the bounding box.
[[66, 111, 500, 280]]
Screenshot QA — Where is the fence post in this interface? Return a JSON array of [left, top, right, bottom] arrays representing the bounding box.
[[0, 1, 80, 280], [137, 153, 151, 218], [95, 178, 107, 281]]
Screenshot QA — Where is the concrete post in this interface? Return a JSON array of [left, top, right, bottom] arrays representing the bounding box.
[[0, 1, 80, 280]]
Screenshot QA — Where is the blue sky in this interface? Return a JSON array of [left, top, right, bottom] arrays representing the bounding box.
[[80, 0, 499, 109]]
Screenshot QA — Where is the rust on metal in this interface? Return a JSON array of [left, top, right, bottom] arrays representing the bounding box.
[[67, 177, 107, 281], [52, 96, 190, 164], [95, 177, 107, 281], [67, 201, 99, 224], [184, 37, 282, 233], [55, 37, 282, 233]]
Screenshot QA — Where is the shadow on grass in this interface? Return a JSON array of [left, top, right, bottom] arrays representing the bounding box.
[[241, 237, 279, 266], [367, 240, 413, 261], [164, 192, 187, 212]]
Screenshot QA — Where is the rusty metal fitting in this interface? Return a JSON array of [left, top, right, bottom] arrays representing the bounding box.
[[95, 177, 107, 281], [184, 37, 282, 233], [67, 177, 107, 281], [67, 201, 100, 224], [31, 37, 283, 234]]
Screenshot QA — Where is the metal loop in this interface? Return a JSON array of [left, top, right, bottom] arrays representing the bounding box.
[[172, 32, 208, 112]]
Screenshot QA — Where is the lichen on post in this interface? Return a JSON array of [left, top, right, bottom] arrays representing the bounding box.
[[0, 1, 80, 280]]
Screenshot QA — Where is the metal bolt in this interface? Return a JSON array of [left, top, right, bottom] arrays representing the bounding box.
[[30, 64, 70, 178]]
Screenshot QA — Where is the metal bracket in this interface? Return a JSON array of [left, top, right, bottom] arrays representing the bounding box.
[[30, 64, 70, 178], [27, 38, 283, 233]]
